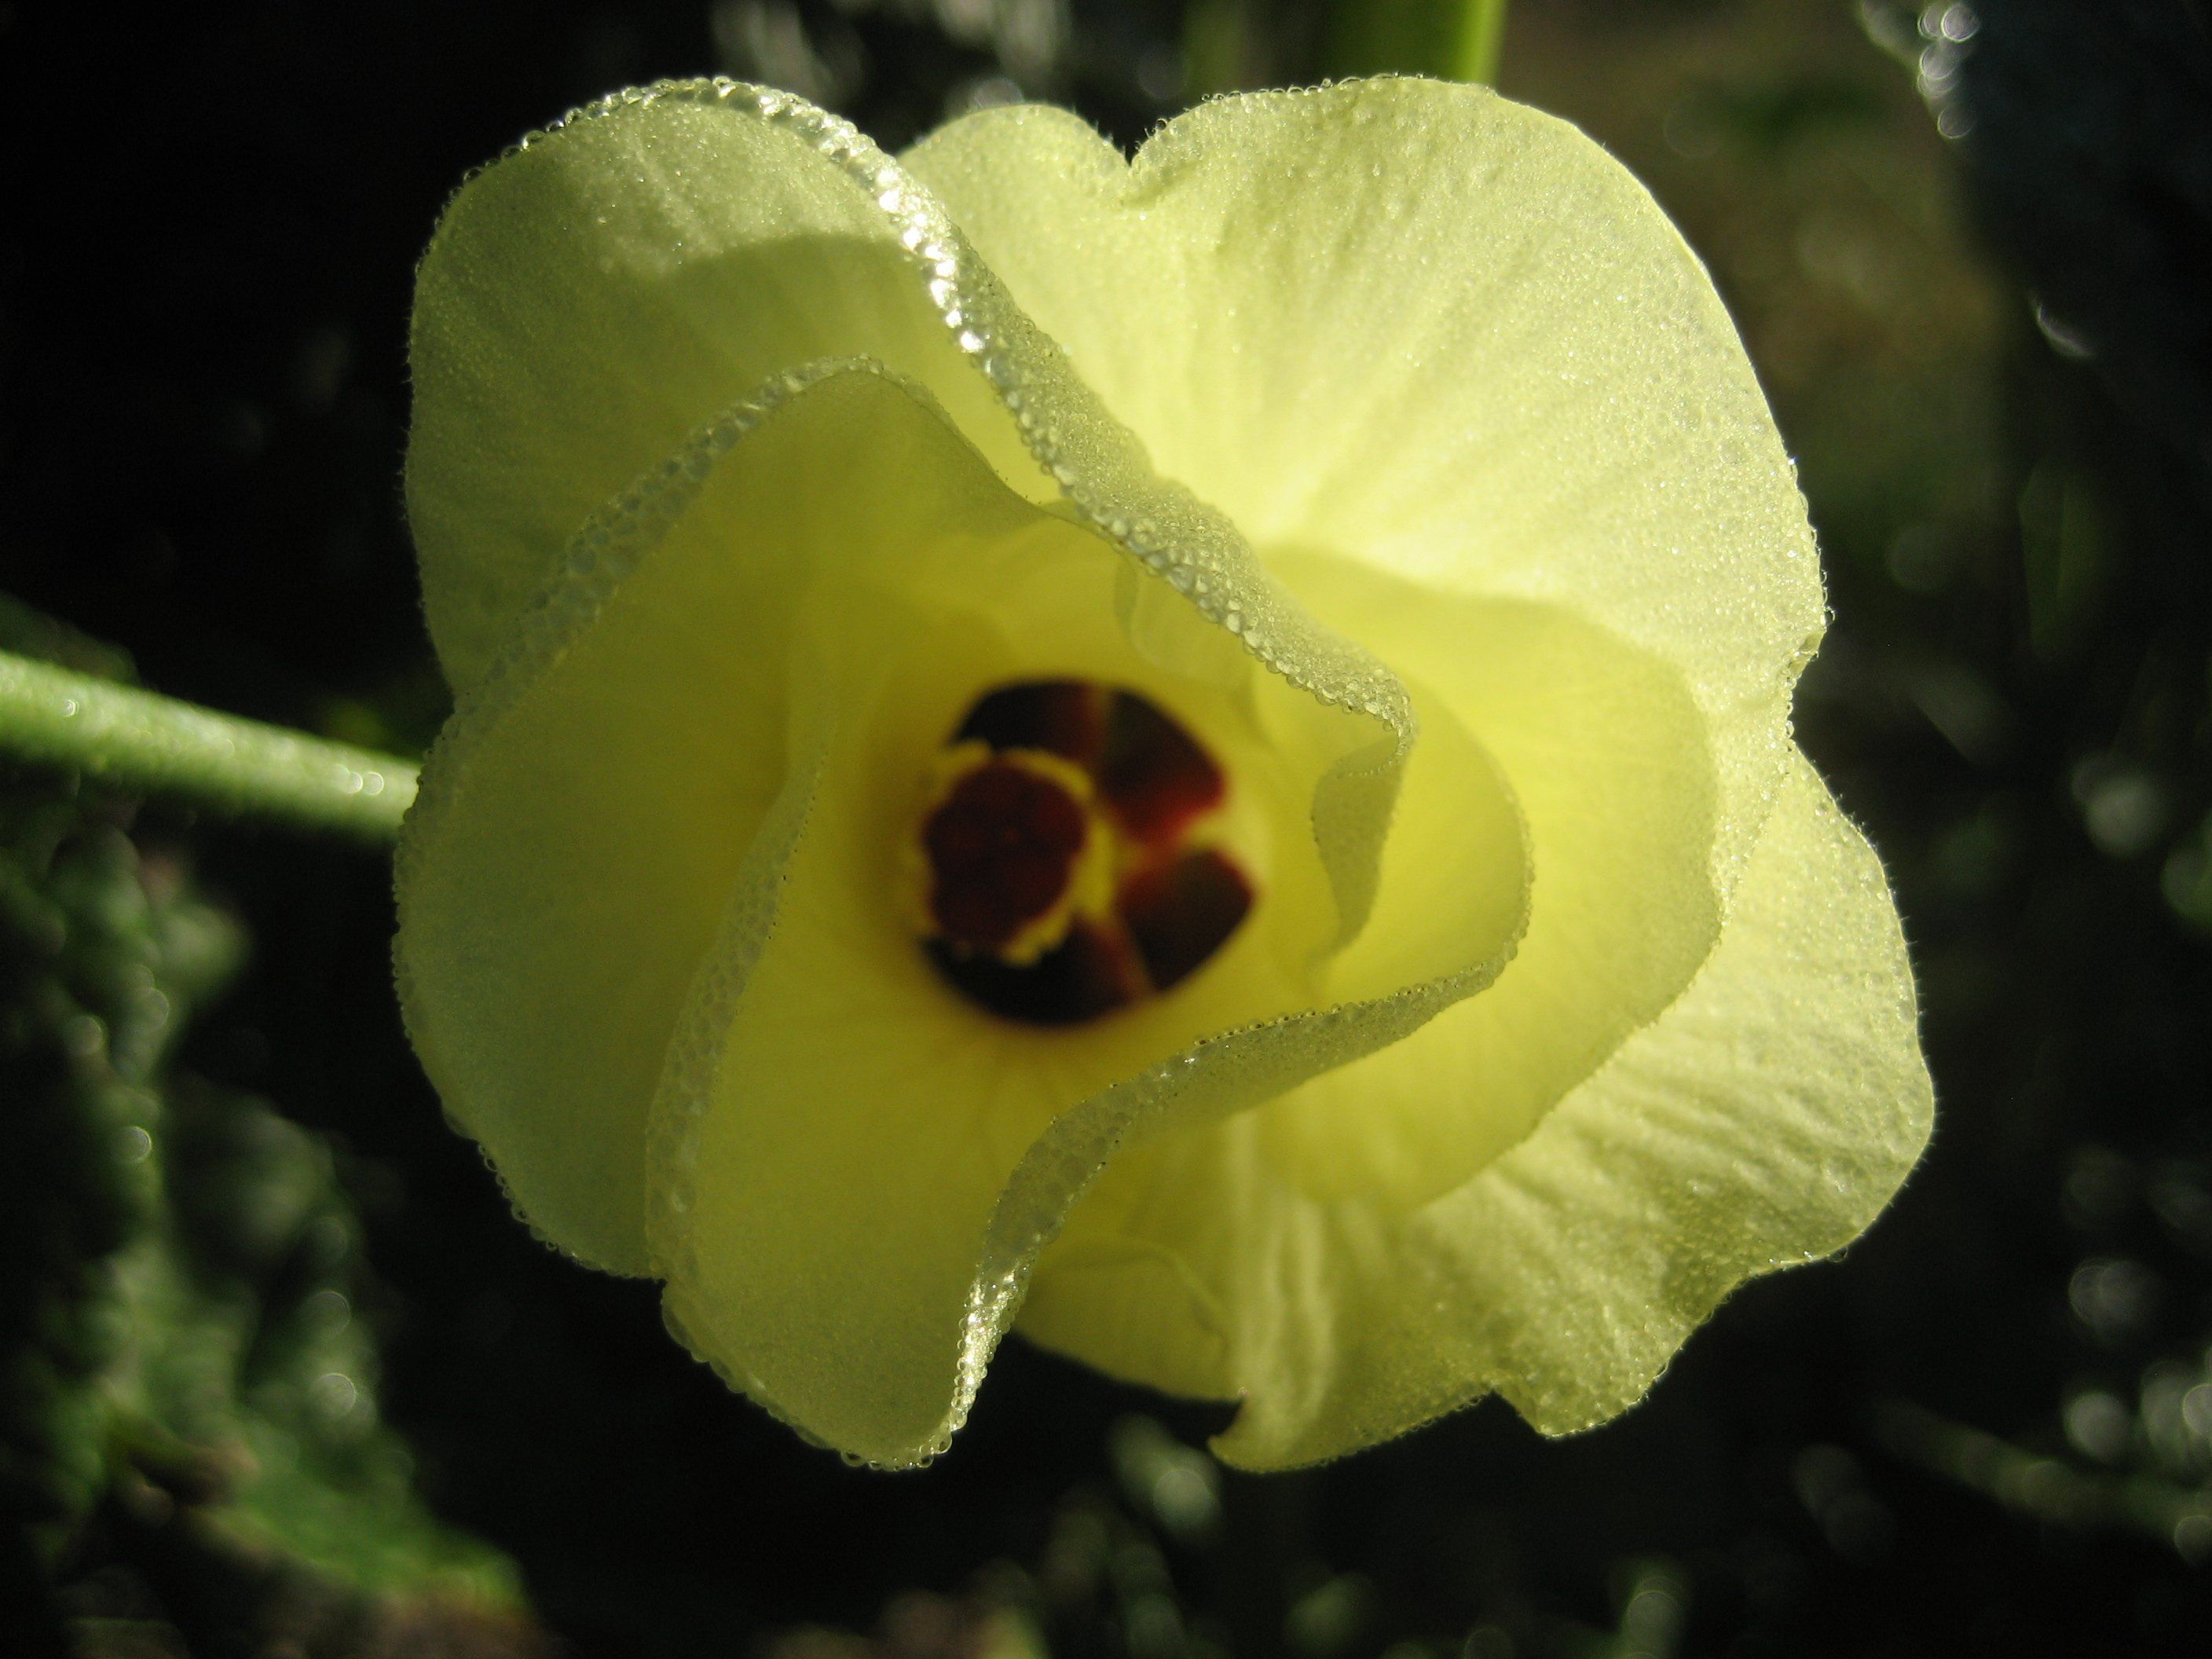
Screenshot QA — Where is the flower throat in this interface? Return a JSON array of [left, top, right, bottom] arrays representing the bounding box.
[[915, 679, 1254, 1026]]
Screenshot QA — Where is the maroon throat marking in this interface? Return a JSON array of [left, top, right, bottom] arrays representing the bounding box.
[[917, 680, 1254, 1027]]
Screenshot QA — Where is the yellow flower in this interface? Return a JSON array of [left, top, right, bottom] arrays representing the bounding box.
[[394, 77, 1933, 1470]]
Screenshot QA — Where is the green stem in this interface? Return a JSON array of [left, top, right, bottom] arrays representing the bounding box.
[[1452, 0, 1509, 86], [0, 650, 417, 841]]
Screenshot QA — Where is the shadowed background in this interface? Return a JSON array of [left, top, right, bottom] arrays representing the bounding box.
[[4, 2, 2210, 1655]]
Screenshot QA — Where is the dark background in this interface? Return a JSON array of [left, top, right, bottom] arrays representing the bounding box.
[[5, 2, 2212, 1656]]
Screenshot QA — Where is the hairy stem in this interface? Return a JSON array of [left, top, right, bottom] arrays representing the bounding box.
[[0, 650, 416, 841]]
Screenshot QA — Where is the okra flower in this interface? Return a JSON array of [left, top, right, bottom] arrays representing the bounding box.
[[394, 78, 1933, 1469]]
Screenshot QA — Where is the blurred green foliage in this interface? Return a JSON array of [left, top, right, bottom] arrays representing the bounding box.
[[0, 616, 536, 1657]]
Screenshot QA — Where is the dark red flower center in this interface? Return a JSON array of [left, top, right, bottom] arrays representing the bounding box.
[[917, 680, 1254, 1027], [924, 757, 1093, 956]]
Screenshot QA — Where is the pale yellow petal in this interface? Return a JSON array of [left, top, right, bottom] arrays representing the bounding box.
[[1254, 553, 1718, 1207], [1020, 753, 1933, 1468], [908, 80, 1824, 884], [408, 91, 1039, 694], [646, 383, 1529, 1465], [397, 364, 1053, 1274], [411, 81, 1420, 960]]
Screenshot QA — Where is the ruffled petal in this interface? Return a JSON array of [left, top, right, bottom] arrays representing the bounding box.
[[1252, 553, 1719, 1208], [1020, 753, 1932, 1467], [397, 364, 996, 1274], [635, 379, 1529, 1467], [410, 79, 1419, 955], [908, 80, 1825, 884], [402, 355, 1530, 1458], [407, 90, 1035, 693]]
